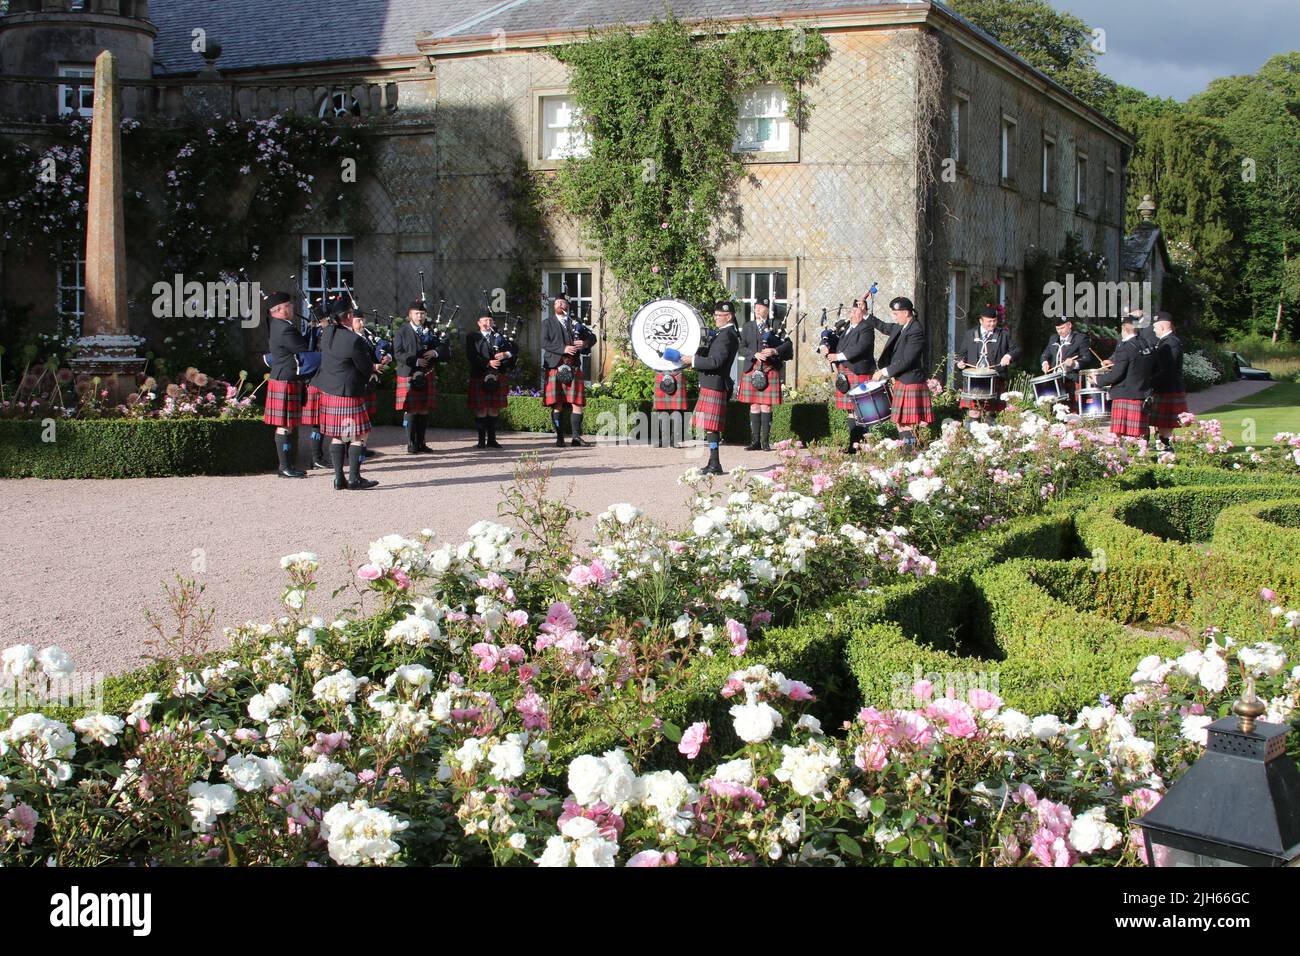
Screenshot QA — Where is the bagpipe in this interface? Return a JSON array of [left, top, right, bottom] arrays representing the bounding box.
[[554, 282, 597, 386], [481, 289, 521, 386], [824, 282, 878, 394], [257, 271, 322, 380], [337, 279, 393, 387], [748, 309, 795, 392], [411, 271, 457, 388]]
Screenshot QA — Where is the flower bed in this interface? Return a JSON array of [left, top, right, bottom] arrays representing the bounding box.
[[3, 411, 1299, 866], [0, 418, 276, 478]]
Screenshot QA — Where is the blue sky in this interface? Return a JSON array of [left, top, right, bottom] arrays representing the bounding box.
[[1050, 0, 1298, 100]]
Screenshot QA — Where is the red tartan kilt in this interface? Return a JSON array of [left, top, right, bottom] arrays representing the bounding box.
[[734, 363, 784, 405], [365, 391, 378, 417], [834, 371, 873, 411], [691, 387, 729, 434], [262, 379, 303, 428], [395, 375, 437, 413], [653, 371, 689, 411], [301, 384, 321, 427], [892, 382, 934, 426], [543, 366, 586, 407], [318, 393, 371, 439], [1150, 391, 1188, 430], [1110, 398, 1148, 438], [468, 375, 510, 416], [959, 376, 1007, 411]]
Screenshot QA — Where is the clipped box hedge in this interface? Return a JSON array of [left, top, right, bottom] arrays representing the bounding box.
[[1212, 499, 1300, 571], [0, 418, 275, 478]]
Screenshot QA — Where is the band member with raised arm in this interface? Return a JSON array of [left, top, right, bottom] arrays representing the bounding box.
[[393, 301, 446, 455], [1095, 313, 1156, 442], [870, 296, 932, 449], [466, 312, 509, 450], [262, 291, 308, 479], [663, 301, 740, 476], [820, 299, 876, 454], [736, 298, 794, 451], [1040, 315, 1092, 410], [541, 292, 597, 448], [956, 305, 1019, 422], [315, 299, 384, 490]]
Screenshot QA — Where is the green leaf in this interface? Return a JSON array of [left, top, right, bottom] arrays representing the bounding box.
[[869, 797, 886, 817], [910, 837, 931, 862], [835, 833, 863, 858], [885, 836, 909, 854], [661, 721, 683, 743]]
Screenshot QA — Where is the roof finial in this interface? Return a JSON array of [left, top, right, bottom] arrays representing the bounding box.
[[1138, 194, 1156, 222]]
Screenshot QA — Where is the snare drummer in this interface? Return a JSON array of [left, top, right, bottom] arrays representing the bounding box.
[[820, 300, 876, 454], [1095, 313, 1156, 442], [870, 296, 933, 450], [1040, 315, 1092, 410], [957, 305, 1019, 423]]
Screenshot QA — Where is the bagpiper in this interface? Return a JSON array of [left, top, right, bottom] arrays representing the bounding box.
[[314, 299, 385, 490], [541, 292, 596, 447], [1040, 315, 1093, 410], [663, 300, 740, 476], [466, 312, 510, 449], [393, 300, 447, 455], [1141, 311, 1187, 449], [1095, 312, 1156, 442], [302, 299, 332, 470], [956, 305, 1019, 423], [736, 297, 793, 451], [870, 296, 933, 449], [821, 299, 877, 454], [652, 365, 688, 448], [262, 291, 308, 479]]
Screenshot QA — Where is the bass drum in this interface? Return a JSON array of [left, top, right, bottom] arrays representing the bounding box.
[[629, 299, 704, 372]]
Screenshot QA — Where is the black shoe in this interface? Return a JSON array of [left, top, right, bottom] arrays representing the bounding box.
[[312, 456, 331, 469], [417, 444, 434, 453], [696, 462, 725, 476], [555, 433, 567, 447], [277, 467, 306, 478], [347, 477, 379, 490], [744, 441, 762, 451], [406, 443, 419, 455], [761, 442, 772, 451], [570, 437, 594, 447], [486, 439, 503, 449]]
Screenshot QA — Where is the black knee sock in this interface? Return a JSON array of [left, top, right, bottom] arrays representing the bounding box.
[[760, 411, 772, 447], [571, 412, 583, 439], [487, 416, 498, 442], [311, 430, 324, 460], [415, 415, 426, 446], [405, 415, 416, 449], [275, 433, 291, 470], [348, 443, 364, 483], [552, 411, 563, 436], [475, 416, 487, 444], [330, 442, 346, 483], [749, 411, 761, 445], [707, 431, 721, 468]]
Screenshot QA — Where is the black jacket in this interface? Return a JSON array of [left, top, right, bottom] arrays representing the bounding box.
[[393, 323, 449, 378], [1095, 335, 1156, 401], [540, 314, 596, 370], [313, 324, 375, 397], [958, 327, 1019, 369], [267, 318, 310, 382], [466, 329, 502, 378], [1041, 331, 1093, 376], [833, 320, 877, 375], [694, 322, 740, 393], [1140, 329, 1186, 394], [871, 315, 928, 385], [738, 318, 794, 373]]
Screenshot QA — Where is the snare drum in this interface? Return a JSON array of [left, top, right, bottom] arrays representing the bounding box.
[[960, 366, 1000, 402], [1076, 387, 1110, 421], [1030, 369, 1068, 404], [847, 380, 892, 428]]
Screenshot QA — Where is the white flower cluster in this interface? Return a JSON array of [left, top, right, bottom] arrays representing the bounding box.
[[223, 754, 286, 792], [773, 739, 841, 798], [279, 552, 320, 573], [367, 534, 431, 575], [320, 799, 409, 866], [384, 597, 451, 650], [457, 521, 517, 572], [187, 781, 236, 832], [0, 713, 77, 786], [1, 644, 74, 683], [567, 750, 639, 809]]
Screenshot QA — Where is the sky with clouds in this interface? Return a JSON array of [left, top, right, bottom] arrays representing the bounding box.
[[1048, 0, 1298, 100]]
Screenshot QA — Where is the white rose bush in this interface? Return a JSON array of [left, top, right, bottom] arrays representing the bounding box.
[[1, 426, 1297, 865]]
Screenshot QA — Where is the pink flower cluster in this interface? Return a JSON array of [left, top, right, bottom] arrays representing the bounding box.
[[471, 642, 526, 674], [566, 560, 613, 589], [558, 797, 624, 842], [1003, 784, 1076, 867]]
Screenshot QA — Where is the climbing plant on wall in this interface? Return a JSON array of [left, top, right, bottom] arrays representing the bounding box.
[[549, 17, 830, 320]]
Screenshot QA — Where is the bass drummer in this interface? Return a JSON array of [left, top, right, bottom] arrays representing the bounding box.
[[820, 299, 876, 454], [1040, 315, 1092, 410], [957, 305, 1018, 425]]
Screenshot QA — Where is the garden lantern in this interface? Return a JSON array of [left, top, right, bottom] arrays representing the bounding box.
[[1136, 682, 1300, 866]]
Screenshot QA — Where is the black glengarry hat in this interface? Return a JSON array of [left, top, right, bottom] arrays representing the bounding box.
[[890, 296, 914, 313]]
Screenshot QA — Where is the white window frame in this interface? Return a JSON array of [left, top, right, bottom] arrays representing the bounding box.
[[734, 85, 791, 155], [1076, 153, 1089, 209], [542, 268, 595, 384], [1104, 164, 1116, 219], [1041, 134, 1056, 198], [951, 94, 969, 168], [58, 65, 95, 119], [999, 273, 1014, 315], [56, 247, 86, 339], [538, 94, 591, 163], [302, 236, 354, 314], [1000, 116, 1017, 184]]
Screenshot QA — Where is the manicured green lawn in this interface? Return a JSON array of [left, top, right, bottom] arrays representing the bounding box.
[[1201, 381, 1300, 445]]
